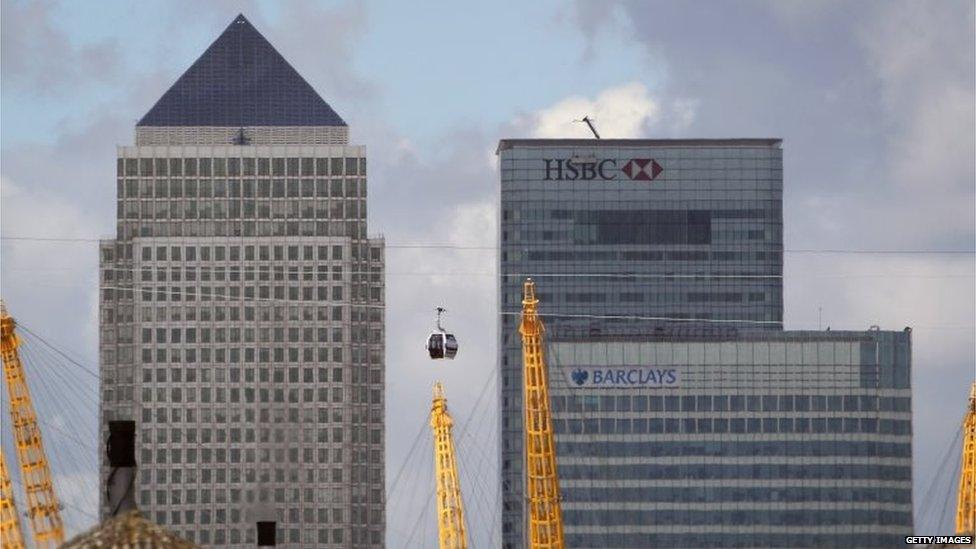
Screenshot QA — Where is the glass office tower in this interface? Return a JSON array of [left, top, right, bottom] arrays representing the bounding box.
[[549, 331, 913, 548], [497, 139, 785, 546]]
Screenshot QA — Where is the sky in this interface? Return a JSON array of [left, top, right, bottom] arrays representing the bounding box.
[[1, 0, 974, 543]]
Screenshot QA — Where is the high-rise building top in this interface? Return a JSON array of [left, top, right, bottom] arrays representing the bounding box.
[[498, 137, 785, 546], [135, 14, 347, 146], [497, 137, 912, 547], [100, 14, 384, 548], [497, 137, 782, 151]]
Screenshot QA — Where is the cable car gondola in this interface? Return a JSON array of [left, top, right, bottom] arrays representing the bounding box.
[[426, 307, 459, 360]]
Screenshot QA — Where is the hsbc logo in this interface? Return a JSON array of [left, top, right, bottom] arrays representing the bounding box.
[[543, 158, 663, 181]]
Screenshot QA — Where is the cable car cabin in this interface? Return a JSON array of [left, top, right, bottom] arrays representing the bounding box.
[[426, 307, 459, 360], [427, 332, 459, 360]]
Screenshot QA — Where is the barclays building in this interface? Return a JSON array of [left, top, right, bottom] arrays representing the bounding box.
[[496, 139, 912, 547], [548, 331, 912, 548]]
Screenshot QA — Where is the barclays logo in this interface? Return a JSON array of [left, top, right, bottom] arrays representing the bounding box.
[[562, 366, 680, 388], [571, 369, 589, 386]]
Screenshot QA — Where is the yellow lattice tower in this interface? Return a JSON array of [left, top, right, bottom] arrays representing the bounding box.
[[430, 382, 468, 549], [958, 382, 976, 534], [0, 450, 25, 548], [519, 279, 564, 549], [0, 303, 64, 547]]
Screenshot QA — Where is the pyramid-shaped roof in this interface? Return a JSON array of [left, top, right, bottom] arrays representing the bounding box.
[[138, 14, 346, 127]]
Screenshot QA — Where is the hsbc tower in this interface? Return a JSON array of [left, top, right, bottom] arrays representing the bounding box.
[[497, 138, 785, 546]]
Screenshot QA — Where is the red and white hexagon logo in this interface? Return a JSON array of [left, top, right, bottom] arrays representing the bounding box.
[[621, 158, 663, 181]]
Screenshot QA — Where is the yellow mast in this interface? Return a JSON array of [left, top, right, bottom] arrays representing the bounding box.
[[519, 279, 564, 548], [430, 382, 468, 549], [958, 382, 976, 534], [0, 303, 64, 547], [0, 451, 25, 549]]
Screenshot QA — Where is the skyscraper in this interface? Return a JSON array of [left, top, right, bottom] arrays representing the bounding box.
[[498, 139, 784, 546], [496, 139, 912, 547], [99, 15, 385, 547]]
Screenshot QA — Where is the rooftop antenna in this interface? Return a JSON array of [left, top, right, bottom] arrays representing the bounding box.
[[575, 116, 601, 139]]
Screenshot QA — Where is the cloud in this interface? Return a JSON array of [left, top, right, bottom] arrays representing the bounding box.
[[506, 81, 698, 140], [0, 176, 103, 359], [574, 0, 975, 533], [0, 0, 122, 95], [270, 2, 376, 109], [523, 82, 660, 138]]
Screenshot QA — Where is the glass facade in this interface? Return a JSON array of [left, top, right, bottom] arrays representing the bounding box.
[[498, 139, 785, 547], [548, 334, 912, 548], [497, 139, 914, 547]]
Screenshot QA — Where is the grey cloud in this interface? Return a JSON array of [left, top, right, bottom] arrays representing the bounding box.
[[575, 0, 974, 249], [576, 0, 975, 534], [0, 0, 122, 94]]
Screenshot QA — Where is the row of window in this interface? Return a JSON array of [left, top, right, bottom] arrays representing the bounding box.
[[117, 219, 368, 239], [138, 446, 378, 468], [104, 343, 382, 368], [138, 384, 381, 406], [118, 177, 364, 199], [142, 428, 378, 454], [558, 440, 911, 459], [504, 206, 781, 222], [132, 244, 383, 264], [552, 416, 911, 435], [102, 241, 380, 263], [144, 522, 377, 546], [113, 269, 379, 287], [135, 448, 380, 479], [118, 156, 365, 178], [563, 485, 912, 504], [132, 404, 379, 429], [507, 228, 773, 244], [110, 284, 382, 304], [561, 532, 906, 549], [138, 433, 380, 464], [125, 283, 363, 302], [115, 304, 380, 323], [554, 394, 911, 413], [512, 250, 783, 263], [141, 365, 357, 384], [133, 243, 358, 262], [139, 448, 379, 479], [550, 291, 770, 304], [135, 345, 364, 366], [559, 463, 912, 481], [140, 326, 349, 344], [135, 504, 380, 531], [119, 198, 365, 221], [564, 508, 912, 527]]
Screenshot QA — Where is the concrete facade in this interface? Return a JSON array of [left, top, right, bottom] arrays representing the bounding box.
[[98, 15, 385, 548]]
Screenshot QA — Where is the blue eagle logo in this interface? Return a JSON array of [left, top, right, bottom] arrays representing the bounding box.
[[571, 369, 589, 386]]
